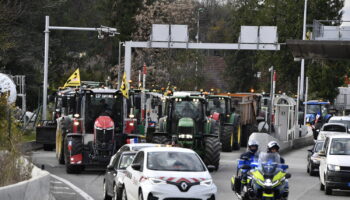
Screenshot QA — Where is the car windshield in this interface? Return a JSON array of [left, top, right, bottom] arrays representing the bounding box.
[[258, 152, 281, 175], [208, 98, 226, 114], [323, 125, 346, 132], [329, 120, 350, 129], [119, 154, 136, 169], [147, 152, 206, 171], [173, 99, 203, 120], [330, 138, 350, 155], [315, 142, 324, 152]]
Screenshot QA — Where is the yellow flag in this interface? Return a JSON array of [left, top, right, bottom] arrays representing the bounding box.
[[63, 69, 81, 88], [120, 72, 129, 98]]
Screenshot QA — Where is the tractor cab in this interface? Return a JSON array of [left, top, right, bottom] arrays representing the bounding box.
[[206, 95, 233, 121], [167, 96, 207, 147], [304, 100, 331, 139]]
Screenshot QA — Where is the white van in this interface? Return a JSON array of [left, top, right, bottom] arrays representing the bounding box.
[[319, 135, 350, 195]]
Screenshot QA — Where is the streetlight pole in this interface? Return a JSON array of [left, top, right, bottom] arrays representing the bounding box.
[[41, 16, 119, 120], [300, 0, 308, 101]]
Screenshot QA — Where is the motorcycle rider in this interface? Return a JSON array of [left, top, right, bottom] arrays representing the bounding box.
[[267, 141, 289, 198], [267, 141, 285, 164], [240, 140, 259, 160], [234, 140, 259, 194]]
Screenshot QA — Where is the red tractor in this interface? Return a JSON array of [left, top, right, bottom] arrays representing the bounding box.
[[55, 87, 140, 173]]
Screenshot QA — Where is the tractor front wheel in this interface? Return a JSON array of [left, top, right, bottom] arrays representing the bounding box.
[[203, 137, 221, 170], [64, 136, 83, 174]]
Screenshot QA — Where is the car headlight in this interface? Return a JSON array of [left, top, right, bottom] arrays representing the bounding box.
[[149, 178, 166, 184], [200, 179, 213, 186], [328, 164, 340, 171]]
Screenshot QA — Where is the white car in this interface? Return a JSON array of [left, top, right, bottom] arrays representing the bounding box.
[[122, 147, 217, 200], [317, 123, 348, 140], [319, 135, 350, 195]]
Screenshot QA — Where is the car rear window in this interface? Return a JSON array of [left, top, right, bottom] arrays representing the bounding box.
[[329, 120, 350, 128], [323, 125, 346, 132], [330, 138, 350, 155], [147, 152, 206, 172]]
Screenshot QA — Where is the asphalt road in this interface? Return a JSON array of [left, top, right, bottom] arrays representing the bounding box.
[[31, 146, 350, 200]]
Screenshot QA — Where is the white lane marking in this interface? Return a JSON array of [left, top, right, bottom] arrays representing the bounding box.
[[50, 181, 63, 184], [52, 186, 72, 190], [50, 174, 95, 200], [52, 191, 76, 195]]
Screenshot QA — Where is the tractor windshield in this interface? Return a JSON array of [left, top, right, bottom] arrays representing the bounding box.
[[208, 98, 226, 114], [306, 104, 321, 114], [173, 99, 203, 120], [85, 93, 123, 133]]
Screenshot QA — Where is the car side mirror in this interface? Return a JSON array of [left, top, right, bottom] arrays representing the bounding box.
[[285, 173, 291, 179], [131, 163, 141, 171], [318, 150, 326, 157], [307, 149, 313, 153], [107, 165, 114, 171], [207, 165, 216, 172]]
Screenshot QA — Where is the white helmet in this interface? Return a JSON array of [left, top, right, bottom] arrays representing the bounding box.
[[267, 141, 280, 152], [248, 140, 259, 147]]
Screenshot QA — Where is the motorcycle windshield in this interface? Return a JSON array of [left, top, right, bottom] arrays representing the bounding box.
[[258, 152, 281, 176]]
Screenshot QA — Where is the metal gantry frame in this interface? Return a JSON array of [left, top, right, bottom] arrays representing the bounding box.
[[123, 41, 281, 82], [42, 16, 119, 120]]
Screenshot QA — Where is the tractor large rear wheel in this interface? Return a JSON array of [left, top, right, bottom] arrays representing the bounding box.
[[221, 125, 233, 152], [203, 137, 221, 170], [151, 135, 169, 144], [232, 125, 241, 150], [64, 136, 83, 174]]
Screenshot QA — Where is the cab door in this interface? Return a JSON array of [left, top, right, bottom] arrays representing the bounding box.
[[126, 151, 144, 200]]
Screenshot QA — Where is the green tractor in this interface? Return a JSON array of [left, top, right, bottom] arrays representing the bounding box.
[[152, 95, 221, 170], [207, 95, 241, 152]]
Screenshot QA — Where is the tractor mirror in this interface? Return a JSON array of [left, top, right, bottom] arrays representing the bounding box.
[[285, 173, 291, 179], [207, 165, 216, 172], [206, 111, 211, 116], [131, 163, 141, 171]]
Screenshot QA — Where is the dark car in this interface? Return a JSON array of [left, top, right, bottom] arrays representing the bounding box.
[[103, 151, 136, 200], [103, 143, 159, 200], [307, 140, 324, 176]]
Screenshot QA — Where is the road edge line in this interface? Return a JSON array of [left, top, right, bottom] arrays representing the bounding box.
[[50, 174, 95, 200]]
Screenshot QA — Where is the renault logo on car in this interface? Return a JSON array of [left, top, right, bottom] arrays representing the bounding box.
[[180, 182, 188, 191]]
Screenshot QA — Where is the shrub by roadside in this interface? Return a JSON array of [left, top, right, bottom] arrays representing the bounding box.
[[0, 94, 32, 187]]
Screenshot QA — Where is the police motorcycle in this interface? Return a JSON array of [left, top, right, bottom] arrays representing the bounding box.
[[231, 154, 258, 200], [249, 152, 291, 200]]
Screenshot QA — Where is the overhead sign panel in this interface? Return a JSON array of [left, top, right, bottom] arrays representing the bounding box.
[[170, 25, 188, 42], [240, 26, 258, 43], [151, 24, 169, 42], [259, 26, 278, 43]]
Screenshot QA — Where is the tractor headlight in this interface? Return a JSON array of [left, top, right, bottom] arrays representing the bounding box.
[[73, 121, 80, 126], [178, 134, 193, 139]]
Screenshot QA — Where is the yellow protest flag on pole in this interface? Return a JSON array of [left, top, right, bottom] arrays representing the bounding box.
[[63, 69, 81, 88], [120, 72, 129, 98]]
